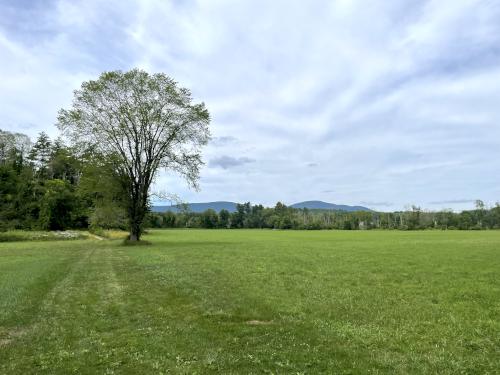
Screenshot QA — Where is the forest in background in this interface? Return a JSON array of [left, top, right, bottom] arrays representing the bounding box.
[[148, 201, 500, 230], [0, 129, 126, 231], [2, 129, 500, 232]]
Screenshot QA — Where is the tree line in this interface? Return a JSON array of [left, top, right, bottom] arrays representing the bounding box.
[[147, 201, 500, 231], [2, 129, 500, 232], [0, 129, 127, 231]]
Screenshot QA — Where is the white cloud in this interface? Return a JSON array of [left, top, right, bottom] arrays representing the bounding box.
[[1, 0, 499, 210]]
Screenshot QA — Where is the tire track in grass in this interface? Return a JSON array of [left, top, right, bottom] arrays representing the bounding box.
[[0, 244, 130, 374], [0, 246, 88, 348], [35, 246, 128, 374], [0, 250, 91, 341]]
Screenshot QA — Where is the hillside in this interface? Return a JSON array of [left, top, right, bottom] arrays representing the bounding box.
[[152, 200, 371, 213], [290, 200, 371, 212], [152, 201, 238, 213]]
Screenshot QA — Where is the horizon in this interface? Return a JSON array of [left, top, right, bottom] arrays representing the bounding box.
[[151, 199, 490, 213], [1, 1, 499, 211]]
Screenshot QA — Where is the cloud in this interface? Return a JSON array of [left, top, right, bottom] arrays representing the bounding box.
[[1, 0, 500, 210], [360, 201, 394, 207], [428, 199, 476, 205], [208, 155, 255, 170], [211, 136, 237, 147]]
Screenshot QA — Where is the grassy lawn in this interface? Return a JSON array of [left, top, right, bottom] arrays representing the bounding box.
[[0, 230, 499, 374]]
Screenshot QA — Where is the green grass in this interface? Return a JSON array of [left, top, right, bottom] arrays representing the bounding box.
[[0, 230, 499, 374]]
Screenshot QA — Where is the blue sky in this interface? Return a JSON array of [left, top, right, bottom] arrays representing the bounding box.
[[1, 0, 499, 210]]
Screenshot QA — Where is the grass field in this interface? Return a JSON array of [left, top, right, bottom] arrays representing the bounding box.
[[0, 230, 499, 374]]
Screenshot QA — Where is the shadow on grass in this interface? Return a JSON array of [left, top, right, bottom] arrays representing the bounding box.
[[122, 239, 152, 246]]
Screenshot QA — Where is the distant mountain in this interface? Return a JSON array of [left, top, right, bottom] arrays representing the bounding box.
[[290, 201, 371, 212], [152, 200, 371, 213], [152, 201, 238, 213]]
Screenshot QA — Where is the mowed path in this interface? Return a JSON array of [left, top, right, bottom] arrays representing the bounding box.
[[1, 244, 130, 373], [0, 230, 499, 374]]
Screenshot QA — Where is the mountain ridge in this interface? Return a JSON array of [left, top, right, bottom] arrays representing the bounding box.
[[290, 200, 371, 212], [152, 200, 371, 213]]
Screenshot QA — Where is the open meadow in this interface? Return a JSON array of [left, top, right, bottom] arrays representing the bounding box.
[[1, 230, 499, 374]]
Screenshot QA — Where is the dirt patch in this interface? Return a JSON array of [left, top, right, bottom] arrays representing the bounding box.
[[246, 320, 273, 325], [0, 327, 29, 346]]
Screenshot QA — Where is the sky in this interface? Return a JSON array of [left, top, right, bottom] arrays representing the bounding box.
[[1, 0, 499, 211]]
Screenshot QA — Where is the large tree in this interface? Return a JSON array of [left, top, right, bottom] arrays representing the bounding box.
[[57, 69, 210, 241]]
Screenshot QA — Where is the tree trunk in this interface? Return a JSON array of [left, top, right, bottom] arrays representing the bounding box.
[[126, 181, 150, 242], [129, 214, 143, 242], [129, 231, 139, 241]]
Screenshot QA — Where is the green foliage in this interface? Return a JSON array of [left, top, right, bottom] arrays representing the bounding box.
[[57, 69, 211, 241], [89, 204, 128, 230], [39, 180, 75, 230], [218, 209, 230, 228], [0, 129, 120, 232], [28, 132, 52, 179], [148, 202, 500, 231], [201, 209, 219, 229]]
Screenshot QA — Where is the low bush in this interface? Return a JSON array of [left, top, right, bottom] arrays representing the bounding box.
[[0, 230, 88, 242]]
